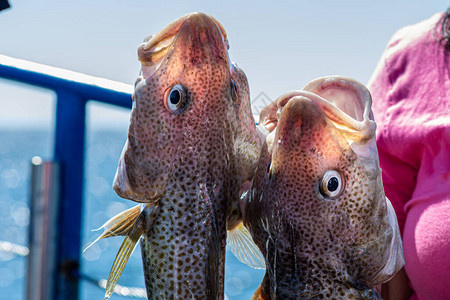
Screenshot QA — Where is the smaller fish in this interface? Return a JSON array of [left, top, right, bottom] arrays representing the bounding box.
[[231, 76, 404, 299]]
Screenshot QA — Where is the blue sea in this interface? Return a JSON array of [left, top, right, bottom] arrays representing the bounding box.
[[0, 127, 264, 300]]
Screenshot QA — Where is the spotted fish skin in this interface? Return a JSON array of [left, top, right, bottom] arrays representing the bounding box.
[[242, 77, 404, 299], [111, 12, 260, 299]]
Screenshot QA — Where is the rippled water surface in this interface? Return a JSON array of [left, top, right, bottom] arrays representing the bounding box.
[[0, 128, 264, 300]]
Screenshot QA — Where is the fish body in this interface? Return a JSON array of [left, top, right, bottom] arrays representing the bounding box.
[[99, 12, 260, 299], [241, 77, 404, 299]]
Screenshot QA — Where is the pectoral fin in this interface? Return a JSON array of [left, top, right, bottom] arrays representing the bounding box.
[[84, 205, 141, 252], [104, 203, 160, 300], [227, 222, 265, 269], [250, 285, 264, 300]]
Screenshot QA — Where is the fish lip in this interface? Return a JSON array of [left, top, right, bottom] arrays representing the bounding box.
[[269, 95, 319, 157], [183, 12, 229, 49], [276, 95, 318, 130], [274, 88, 375, 144], [279, 94, 314, 113], [141, 12, 228, 53], [276, 92, 297, 110], [138, 12, 230, 78], [175, 12, 230, 64], [274, 92, 315, 128]]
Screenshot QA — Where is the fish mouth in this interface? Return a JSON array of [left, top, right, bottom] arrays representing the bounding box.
[[113, 13, 231, 203], [275, 76, 376, 144], [137, 12, 229, 78], [275, 95, 323, 142]]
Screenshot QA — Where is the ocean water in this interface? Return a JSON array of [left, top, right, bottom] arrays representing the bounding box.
[[0, 128, 264, 300]]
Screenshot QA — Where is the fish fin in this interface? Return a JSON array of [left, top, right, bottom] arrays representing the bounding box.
[[250, 285, 264, 300], [227, 222, 265, 269], [83, 205, 141, 252], [104, 203, 159, 300], [226, 180, 252, 231], [256, 124, 270, 143]]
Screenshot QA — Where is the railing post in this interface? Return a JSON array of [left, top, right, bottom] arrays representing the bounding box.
[[53, 89, 86, 300], [27, 158, 60, 300], [0, 55, 134, 299]]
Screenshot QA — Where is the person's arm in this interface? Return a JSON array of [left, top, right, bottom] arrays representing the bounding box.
[[381, 268, 412, 300], [368, 31, 419, 300]]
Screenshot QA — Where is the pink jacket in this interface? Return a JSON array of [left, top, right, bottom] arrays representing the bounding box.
[[368, 13, 450, 300]]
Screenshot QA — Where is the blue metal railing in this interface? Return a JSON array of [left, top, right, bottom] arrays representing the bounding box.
[[0, 54, 133, 300]]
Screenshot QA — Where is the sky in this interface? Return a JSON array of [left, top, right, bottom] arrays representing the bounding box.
[[0, 0, 448, 128]]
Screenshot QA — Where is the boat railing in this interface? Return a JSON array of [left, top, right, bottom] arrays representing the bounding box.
[[0, 54, 134, 300]]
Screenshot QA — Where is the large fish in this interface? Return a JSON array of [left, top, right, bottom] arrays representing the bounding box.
[[90, 12, 261, 299], [237, 76, 404, 299]]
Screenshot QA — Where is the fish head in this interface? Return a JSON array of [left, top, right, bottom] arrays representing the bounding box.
[[251, 76, 403, 287], [114, 12, 253, 202]]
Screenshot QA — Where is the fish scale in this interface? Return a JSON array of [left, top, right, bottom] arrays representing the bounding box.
[[237, 76, 404, 299], [138, 148, 236, 299], [89, 12, 261, 300]]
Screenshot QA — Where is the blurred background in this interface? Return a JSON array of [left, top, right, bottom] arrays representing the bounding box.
[[0, 0, 448, 299]]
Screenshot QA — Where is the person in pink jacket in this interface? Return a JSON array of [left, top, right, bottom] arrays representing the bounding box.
[[367, 9, 450, 300]]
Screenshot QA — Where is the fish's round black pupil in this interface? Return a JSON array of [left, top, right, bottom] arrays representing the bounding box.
[[169, 90, 181, 105], [327, 177, 339, 192]]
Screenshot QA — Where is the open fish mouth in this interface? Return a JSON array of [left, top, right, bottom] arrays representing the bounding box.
[[275, 76, 376, 145], [140, 12, 228, 57], [138, 12, 229, 78], [113, 12, 233, 203]]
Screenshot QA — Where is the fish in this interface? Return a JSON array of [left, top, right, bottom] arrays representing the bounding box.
[[88, 12, 261, 299], [235, 76, 404, 299]]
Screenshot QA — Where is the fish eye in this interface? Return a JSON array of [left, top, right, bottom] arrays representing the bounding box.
[[319, 170, 345, 199], [164, 84, 188, 113]]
